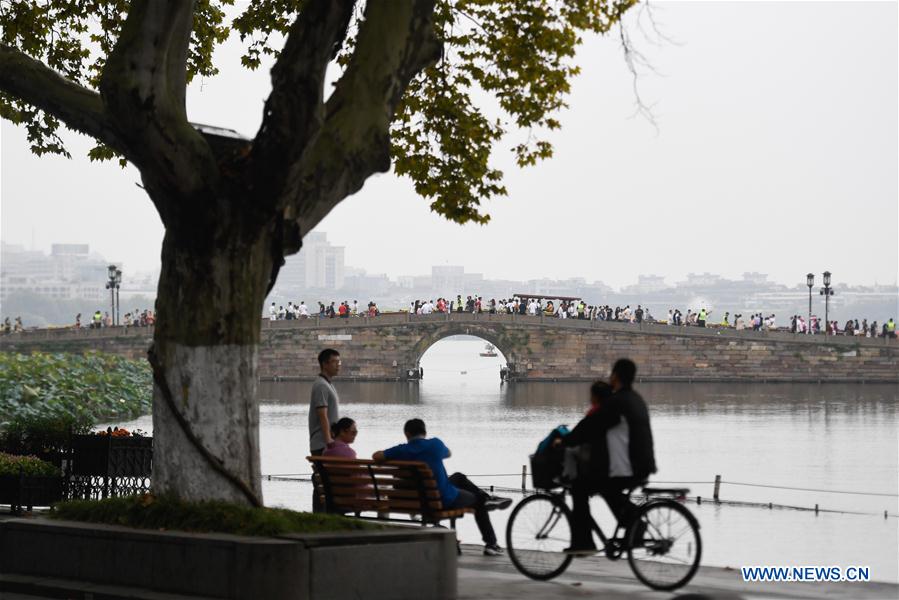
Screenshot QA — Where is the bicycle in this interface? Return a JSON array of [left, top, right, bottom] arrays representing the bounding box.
[[505, 482, 702, 591]]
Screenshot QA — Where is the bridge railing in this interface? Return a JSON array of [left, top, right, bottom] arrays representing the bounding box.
[[1, 311, 895, 350]]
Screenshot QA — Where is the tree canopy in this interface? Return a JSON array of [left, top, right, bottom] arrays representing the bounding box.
[[1, 0, 636, 229], [1, 0, 640, 505]]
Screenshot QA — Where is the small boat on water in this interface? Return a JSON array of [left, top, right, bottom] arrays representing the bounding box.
[[480, 343, 498, 357]]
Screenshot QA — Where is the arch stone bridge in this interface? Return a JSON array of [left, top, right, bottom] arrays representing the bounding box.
[[1, 313, 896, 383]]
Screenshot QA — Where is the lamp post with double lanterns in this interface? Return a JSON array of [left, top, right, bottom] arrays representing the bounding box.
[[820, 271, 834, 335], [115, 268, 122, 326], [105, 265, 122, 326], [806, 273, 814, 334]]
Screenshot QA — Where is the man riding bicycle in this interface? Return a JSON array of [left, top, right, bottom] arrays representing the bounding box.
[[557, 358, 656, 555]]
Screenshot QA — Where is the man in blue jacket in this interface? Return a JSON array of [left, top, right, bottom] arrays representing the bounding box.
[[374, 418, 511, 556]]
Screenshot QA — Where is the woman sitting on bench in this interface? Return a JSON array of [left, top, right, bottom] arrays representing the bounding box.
[[323, 417, 358, 458]]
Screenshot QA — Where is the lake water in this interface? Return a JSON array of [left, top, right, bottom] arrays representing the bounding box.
[[114, 337, 899, 582]]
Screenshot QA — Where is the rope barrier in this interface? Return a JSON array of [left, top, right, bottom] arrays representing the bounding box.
[[720, 480, 899, 497], [263, 473, 897, 498], [263, 476, 896, 519]]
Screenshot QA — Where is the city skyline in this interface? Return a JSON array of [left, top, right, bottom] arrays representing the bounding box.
[[3, 235, 896, 327], [0, 238, 899, 300], [3, 235, 897, 293]]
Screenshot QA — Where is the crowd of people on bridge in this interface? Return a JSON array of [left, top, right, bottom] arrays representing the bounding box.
[[787, 315, 895, 338], [268, 300, 382, 320], [265, 291, 896, 343], [72, 308, 156, 329], [3, 294, 895, 339], [407, 296, 652, 322], [264, 293, 896, 339]]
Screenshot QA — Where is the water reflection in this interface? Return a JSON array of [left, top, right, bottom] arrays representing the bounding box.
[[260, 380, 423, 405], [261, 378, 898, 417]]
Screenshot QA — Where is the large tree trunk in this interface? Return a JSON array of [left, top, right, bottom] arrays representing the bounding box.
[[149, 219, 275, 505]]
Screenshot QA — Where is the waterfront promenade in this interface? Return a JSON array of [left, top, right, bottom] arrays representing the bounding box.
[[456, 545, 899, 599], [3, 544, 895, 599]]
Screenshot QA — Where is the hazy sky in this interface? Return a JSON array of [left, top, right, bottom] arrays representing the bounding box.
[[1, 2, 897, 289]]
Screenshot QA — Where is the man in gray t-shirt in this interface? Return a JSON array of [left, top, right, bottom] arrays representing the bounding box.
[[310, 349, 341, 511]]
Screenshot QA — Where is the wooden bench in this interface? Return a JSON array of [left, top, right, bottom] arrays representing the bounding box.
[[307, 456, 473, 528]]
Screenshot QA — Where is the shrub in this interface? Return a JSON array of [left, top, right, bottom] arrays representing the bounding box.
[[0, 452, 61, 477], [52, 494, 384, 537], [0, 413, 92, 461], [0, 352, 152, 429]]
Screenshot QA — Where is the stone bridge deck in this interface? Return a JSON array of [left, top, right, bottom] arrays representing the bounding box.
[[1, 313, 896, 383]]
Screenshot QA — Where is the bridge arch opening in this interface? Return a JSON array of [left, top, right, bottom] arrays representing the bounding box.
[[416, 334, 510, 386]]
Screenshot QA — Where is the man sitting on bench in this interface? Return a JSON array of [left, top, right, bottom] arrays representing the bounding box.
[[373, 418, 512, 556]]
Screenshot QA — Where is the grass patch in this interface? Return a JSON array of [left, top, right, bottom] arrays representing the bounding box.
[[51, 494, 385, 537]]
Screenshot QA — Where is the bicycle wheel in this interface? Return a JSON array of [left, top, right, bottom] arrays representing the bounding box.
[[627, 499, 702, 591], [506, 493, 574, 580]]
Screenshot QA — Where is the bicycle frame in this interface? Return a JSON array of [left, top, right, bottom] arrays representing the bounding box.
[[548, 486, 643, 554], [537, 488, 623, 548]]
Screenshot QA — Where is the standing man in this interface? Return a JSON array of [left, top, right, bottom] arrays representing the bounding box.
[[310, 348, 341, 512]]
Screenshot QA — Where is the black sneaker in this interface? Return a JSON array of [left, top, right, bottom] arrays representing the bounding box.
[[484, 543, 505, 556], [484, 495, 512, 511], [563, 545, 598, 556]]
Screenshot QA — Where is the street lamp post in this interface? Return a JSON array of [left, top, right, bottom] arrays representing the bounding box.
[[105, 265, 116, 326], [806, 273, 814, 334], [820, 271, 834, 335], [115, 268, 122, 326], [105, 265, 122, 326]]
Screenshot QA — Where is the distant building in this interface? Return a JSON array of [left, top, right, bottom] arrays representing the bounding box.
[[622, 275, 668, 295], [680, 272, 723, 287], [342, 271, 391, 296], [462, 272, 484, 289], [0, 242, 109, 301], [741, 272, 769, 285], [431, 265, 465, 292], [277, 232, 345, 290]]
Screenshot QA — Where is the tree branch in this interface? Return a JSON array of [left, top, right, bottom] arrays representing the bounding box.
[[286, 0, 442, 249], [0, 44, 124, 153], [100, 0, 218, 213], [250, 0, 355, 206]]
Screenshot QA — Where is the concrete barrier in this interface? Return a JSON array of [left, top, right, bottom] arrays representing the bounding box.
[[0, 518, 457, 600]]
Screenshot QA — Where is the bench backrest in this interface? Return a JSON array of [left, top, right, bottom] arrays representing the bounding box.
[[307, 456, 445, 515]]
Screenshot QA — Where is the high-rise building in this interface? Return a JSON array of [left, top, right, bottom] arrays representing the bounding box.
[[276, 232, 345, 290]]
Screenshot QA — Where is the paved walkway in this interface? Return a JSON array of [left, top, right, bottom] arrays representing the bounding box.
[[457, 545, 899, 600]]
